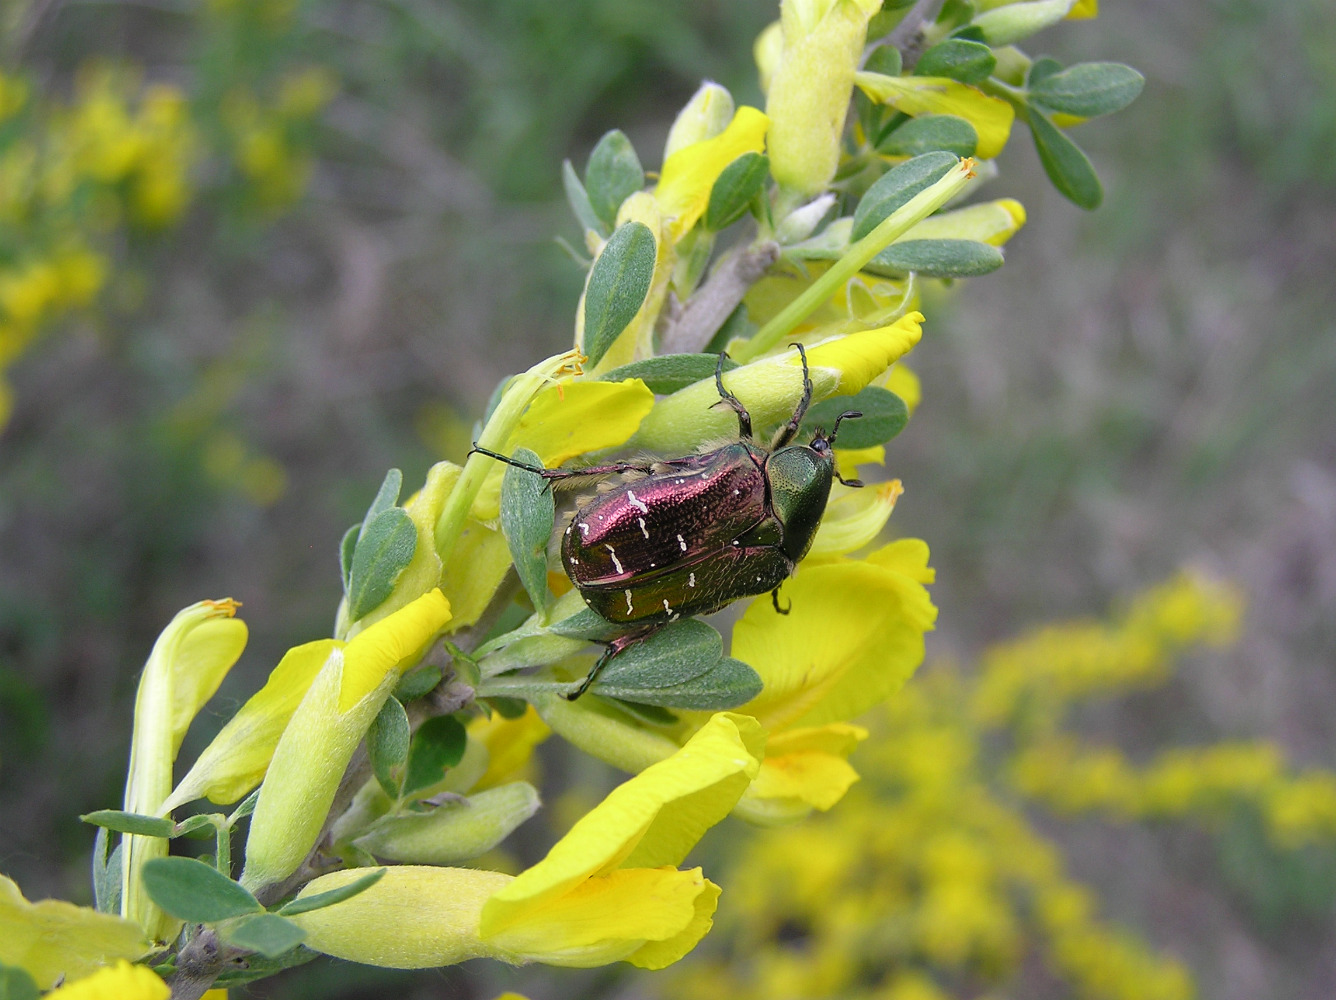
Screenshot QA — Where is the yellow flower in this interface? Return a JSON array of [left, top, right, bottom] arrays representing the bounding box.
[[663, 82, 736, 160], [655, 106, 769, 241], [239, 590, 451, 889], [45, 960, 168, 1000], [855, 72, 1015, 160], [122, 599, 246, 941], [0, 877, 147, 990], [290, 713, 763, 969]]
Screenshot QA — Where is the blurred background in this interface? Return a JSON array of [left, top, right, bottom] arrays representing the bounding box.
[[1, 1, 1333, 997]]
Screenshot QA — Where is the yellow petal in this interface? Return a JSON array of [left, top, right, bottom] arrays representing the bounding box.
[[809, 479, 903, 558], [630, 315, 922, 452], [165, 639, 337, 809], [627, 876, 721, 970], [1068, 0, 1097, 16], [438, 518, 513, 630], [656, 106, 769, 240], [738, 723, 868, 822], [290, 866, 512, 968], [900, 198, 1026, 246], [855, 73, 1014, 159], [732, 557, 936, 731], [471, 704, 552, 790], [664, 82, 735, 160], [834, 445, 885, 482], [166, 608, 247, 755], [866, 536, 936, 584], [339, 588, 452, 710], [0, 876, 147, 990], [481, 713, 762, 935], [884, 363, 921, 414], [486, 867, 715, 968], [45, 960, 168, 1000]]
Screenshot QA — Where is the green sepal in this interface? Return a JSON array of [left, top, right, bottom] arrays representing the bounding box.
[[140, 856, 262, 923], [220, 913, 306, 958], [801, 387, 909, 448], [914, 38, 996, 83], [499, 447, 555, 613], [878, 114, 978, 157], [704, 152, 769, 231], [585, 130, 645, 230], [582, 221, 656, 368], [599, 353, 740, 395], [1028, 108, 1103, 209], [275, 868, 385, 916], [1028, 62, 1145, 119], [401, 715, 467, 799], [368, 696, 411, 798], [851, 152, 959, 241]]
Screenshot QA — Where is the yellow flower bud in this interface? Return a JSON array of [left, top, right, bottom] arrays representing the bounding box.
[[663, 82, 735, 160]]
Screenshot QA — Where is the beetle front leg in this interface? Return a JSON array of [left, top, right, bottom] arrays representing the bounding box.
[[771, 587, 791, 615], [563, 625, 660, 700], [772, 343, 815, 448], [711, 350, 753, 440]]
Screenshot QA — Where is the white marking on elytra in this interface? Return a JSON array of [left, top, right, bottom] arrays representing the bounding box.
[[688, 572, 696, 588], [732, 540, 740, 547], [626, 490, 648, 514], [625, 589, 634, 615], [605, 544, 624, 574], [662, 599, 672, 613], [734, 489, 740, 496], [578, 522, 590, 537], [756, 575, 762, 582], [638, 516, 649, 539], [677, 533, 687, 552]]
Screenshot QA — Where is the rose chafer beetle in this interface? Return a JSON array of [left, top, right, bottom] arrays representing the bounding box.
[[473, 344, 862, 698]]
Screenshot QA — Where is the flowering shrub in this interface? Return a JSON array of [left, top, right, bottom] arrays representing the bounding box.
[[0, 1, 1178, 997]]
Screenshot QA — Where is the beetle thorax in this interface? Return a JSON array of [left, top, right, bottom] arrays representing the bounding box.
[[765, 444, 835, 562]]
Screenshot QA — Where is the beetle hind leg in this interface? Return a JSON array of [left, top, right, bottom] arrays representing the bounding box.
[[712, 350, 753, 440], [563, 625, 660, 700]]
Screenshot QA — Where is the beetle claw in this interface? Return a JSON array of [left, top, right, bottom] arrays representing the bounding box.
[[771, 587, 792, 615]]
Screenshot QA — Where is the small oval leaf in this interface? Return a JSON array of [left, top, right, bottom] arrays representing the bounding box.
[[598, 353, 739, 395], [402, 715, 468, 798], [585, 129, 645, 230], [851, 152, 959, 241], [593, 620, 723, 691], [582, 221, 656, 368], [879, 114, 978, 157], [368, 696, 411, 798], [0, 965, 39, 1000], [704, 152, 770, 231], [1028, 109, 1103, 209], [1029, 62, 1145, 119], [500, 447, 555, 613], [222, 913, 306, 958], [140, 856, 261, 923], [868, 238, 1004, 278], [562, 159, 606, 237], [277, 868, 386, 916], [80, 809, 177, 839], [347, 507, 417, 621], [801, 387, 909, 449], [915, 38, 996, 83], [339, 523, 359, 591]]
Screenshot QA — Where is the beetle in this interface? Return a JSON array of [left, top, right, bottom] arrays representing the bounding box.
[[472, 344, 862, 699]]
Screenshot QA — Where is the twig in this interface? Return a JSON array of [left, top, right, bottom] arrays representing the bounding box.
[[873, 0, 946, 71], [658, 240, 780, 355]]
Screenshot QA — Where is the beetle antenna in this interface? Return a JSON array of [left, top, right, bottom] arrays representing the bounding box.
[[772, 343, 814, 448], [469, 443, 548, 475], [711, 349, 753, 440]]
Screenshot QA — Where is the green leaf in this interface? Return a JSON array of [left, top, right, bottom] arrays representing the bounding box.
[[92, 826, 122, 914], [801, 387, 909, 449], [562, 159, 606, 237], [402, 715, 467, 798], [704, 152, 769, 231], [174, 814, 221, 838], [80, 809, 176, 839], [0, 964, 39, 1000], [599, 353, 739, 394], [368, 696, 411, 798], [593, 620, 723, 691], [222, 913, 306, 958], [140, 856, 262, 923], [362, 468, 403, 528], [488, 695, 529, 719], [914, 38, 996, 83], [547, 606, 623, 641], [851, 152, 959, 241], [347, 507, 417, 621], [593, 637, 764, 710], [1028, 108, 1103, 209], [868, 238, 1004, 278], [585, 129, 645, 230], [339, 523, 359, 591], [1026, 55, 1064, 87], [500, 447, 555, 613], [230, 788, 261, 822], [582, 221, 656, 368], [1029, 62, 1145, 119], [276, 868, 386, 916], [864, 44, 902, 78], [394, 662, 443, 702], [878, 114, 978, 157]]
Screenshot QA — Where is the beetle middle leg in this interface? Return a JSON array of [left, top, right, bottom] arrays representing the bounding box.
[[563, 624, 660, 700], [711, 350, 753, 440], [771, 587, 791, 615]]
